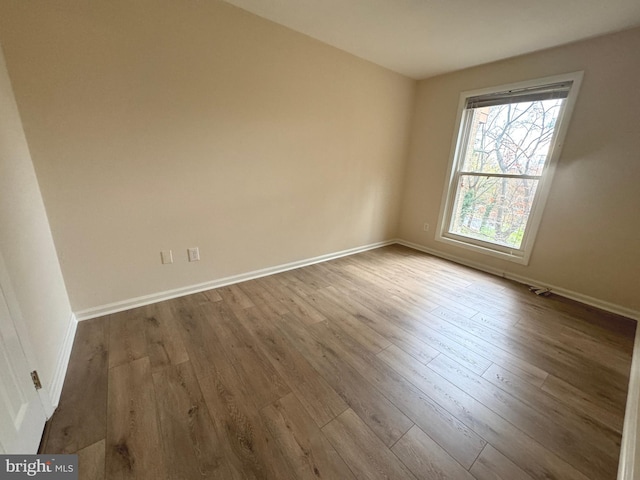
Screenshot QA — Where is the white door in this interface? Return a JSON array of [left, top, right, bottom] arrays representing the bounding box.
[[0, 274, 47, 453]]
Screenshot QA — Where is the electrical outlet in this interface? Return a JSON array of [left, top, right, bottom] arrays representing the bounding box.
[[187, 247, 200, 262], [423, 223, 430, 231], [161, 250, 173, 264]]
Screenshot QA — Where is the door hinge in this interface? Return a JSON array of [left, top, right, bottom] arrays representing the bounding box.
[[30, 370, 42, 390]]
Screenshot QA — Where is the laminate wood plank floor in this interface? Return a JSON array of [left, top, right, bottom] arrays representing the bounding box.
[[41, 245, 636, 479]]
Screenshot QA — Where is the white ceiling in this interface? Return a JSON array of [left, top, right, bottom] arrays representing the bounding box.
[[221, 0, 640, 79]]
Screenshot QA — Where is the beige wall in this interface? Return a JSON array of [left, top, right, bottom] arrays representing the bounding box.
[[0, 1, 415, 312], [1, 1, 637, 316], [399, 27, 640, 313], [0, 44, 73, 392]]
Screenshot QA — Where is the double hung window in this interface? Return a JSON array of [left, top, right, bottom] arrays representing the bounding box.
[[436, 73, 582, 264]]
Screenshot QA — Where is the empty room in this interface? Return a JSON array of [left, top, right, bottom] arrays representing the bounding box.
[[1, 1, 640, 479]]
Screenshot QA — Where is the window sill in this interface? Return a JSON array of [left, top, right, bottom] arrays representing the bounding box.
[[435, 233, 531, 265]]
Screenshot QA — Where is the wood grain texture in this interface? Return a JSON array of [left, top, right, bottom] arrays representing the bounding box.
[[197, 365, 298, 480], [231, 300, 348, 427], [391, 425, 475, 480], [483, 362, 622, 441], [108, 307, 147, 368], [152, 361, 230, 479], [172, 295, 230, 377], [258, 275, 327, 325], [144, 301, 189, 373], [542, 373, 625, 433], [419, 308, 549, 386], [77, 439, 105, 480], [43, 317, 108, 454], [378, 345, 592, 480], [106, 357, 166, 479], [217, 284, 255, 312], [40, 245, 634, 480], [315, 285, 441, 366], [322, 409, 418, 480], [260, 392, 356, 480], [276, 312, 414, 447], [428, 353, 619, 479], [304, 290, 391, 354], [201, 301, 291, 409], [309, 320, 485, 468], [470, 445, 535, 480], [239, 279, 291, 316]]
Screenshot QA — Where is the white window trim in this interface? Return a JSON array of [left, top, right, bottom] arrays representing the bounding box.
[[435, 71, 584, 265]]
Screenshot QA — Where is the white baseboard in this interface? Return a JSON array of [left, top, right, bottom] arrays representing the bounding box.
[[396, 239, 639, 321], [77, 238, 638, 322], [395, 239, 640, 479], [619, 326, 640, 480], [47, 313, 77, 412], [75, 240, 395, 321], [70, 236, 639, 476]]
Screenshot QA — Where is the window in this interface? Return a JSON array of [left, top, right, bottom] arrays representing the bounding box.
[[436, 73, 582, 264]]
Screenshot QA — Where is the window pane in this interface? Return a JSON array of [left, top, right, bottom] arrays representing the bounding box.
[[449, 175, 540, 249], [461, 99, 564, 176]]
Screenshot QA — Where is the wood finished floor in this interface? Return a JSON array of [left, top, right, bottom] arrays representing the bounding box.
[[41, 245, 636, 479]]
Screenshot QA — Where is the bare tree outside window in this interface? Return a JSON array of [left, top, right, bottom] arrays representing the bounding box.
[[449, 98, 563, 249], [437, 74, 582, 263]]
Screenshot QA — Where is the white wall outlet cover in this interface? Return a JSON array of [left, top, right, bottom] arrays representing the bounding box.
[[161, 250, 173, 264], [188, 247, 200, 262]]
